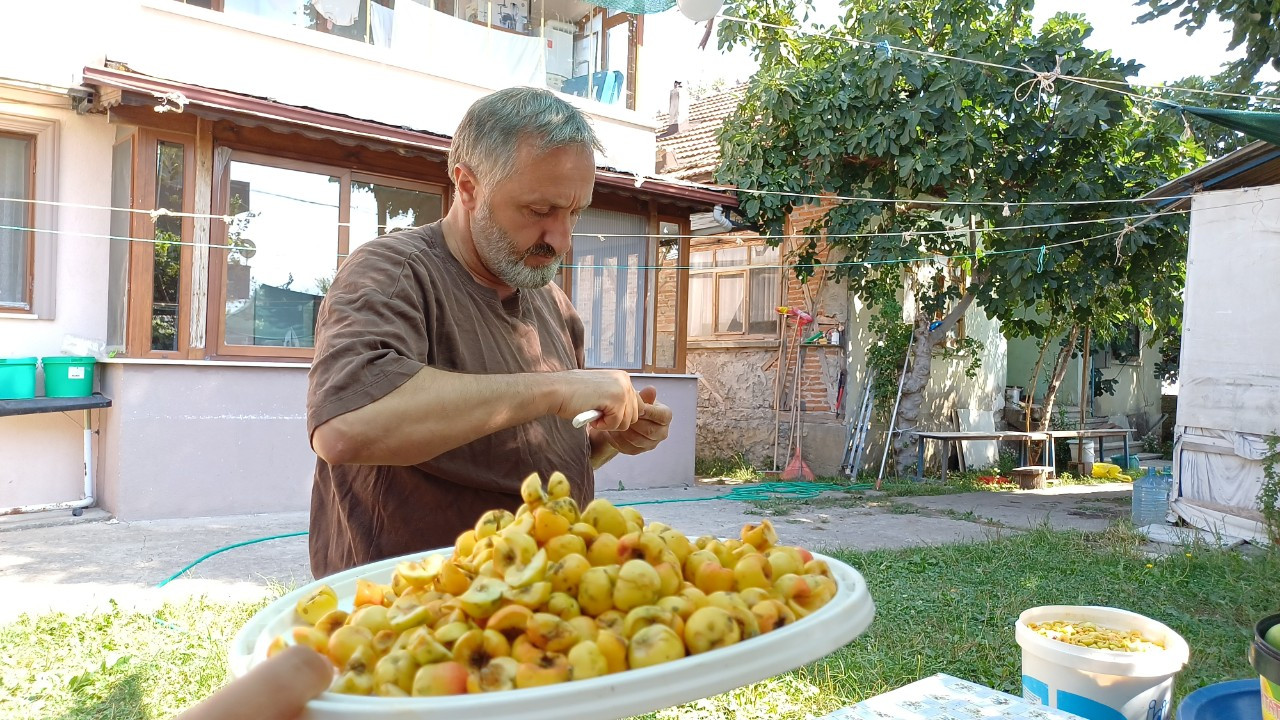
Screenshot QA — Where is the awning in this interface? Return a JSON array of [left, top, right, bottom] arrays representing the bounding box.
[[82, 65, 735, 210], [1158, 102, 1280, 147]]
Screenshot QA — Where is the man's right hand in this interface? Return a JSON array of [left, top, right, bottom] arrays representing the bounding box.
[[551, 369, 641, 432]]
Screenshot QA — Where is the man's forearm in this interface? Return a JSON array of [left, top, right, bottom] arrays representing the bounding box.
[[312, 365, 562, 466]]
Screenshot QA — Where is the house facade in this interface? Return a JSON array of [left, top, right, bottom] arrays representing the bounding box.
[[655, 85, 1008, 478], [0, 0, 730, 520]]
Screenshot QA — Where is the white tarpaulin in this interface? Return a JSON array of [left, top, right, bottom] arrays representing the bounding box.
[[1173, 185, 1280, 545]]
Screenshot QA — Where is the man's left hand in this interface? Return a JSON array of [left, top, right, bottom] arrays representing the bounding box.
[[594, 385, 671, 455]]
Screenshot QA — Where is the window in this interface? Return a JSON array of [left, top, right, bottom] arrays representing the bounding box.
[[213, 154, 444, 356], [571, 208, 648, 370], [0, 132, 33, 312], [648, 221, 682, 370], [688, 242, 780, 339], [174, 0, 396, 46]]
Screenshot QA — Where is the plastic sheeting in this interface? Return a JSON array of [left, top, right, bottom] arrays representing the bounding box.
[[1172, 185, 1280, 545]]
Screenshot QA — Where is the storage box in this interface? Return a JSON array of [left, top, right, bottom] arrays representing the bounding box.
[[41, 356, 96, 398], [0, 357, 38, 400]]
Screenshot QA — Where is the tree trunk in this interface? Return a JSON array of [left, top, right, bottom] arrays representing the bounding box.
[[891, 318, 937, 473], [1024, 334, 1051, 433], [1037, 324, 1081, 432]]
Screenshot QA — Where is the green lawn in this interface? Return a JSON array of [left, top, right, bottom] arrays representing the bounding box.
[[3, 527, 1273, 720]]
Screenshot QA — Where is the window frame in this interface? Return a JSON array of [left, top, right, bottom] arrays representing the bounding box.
[[687, 240, 781, 342], [127, 129, 197, 358], [0, 130, 35, 314], [0, 115, 58, 318], [206, 150, 449, 360]]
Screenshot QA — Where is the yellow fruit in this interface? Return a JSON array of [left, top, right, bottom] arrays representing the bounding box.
[[596, 629, 628, 674], [582, 499, 629, 537], [545, 534, 589, 564], [436, 561, 474, 596], [679, 585, 709, 611], [567, 615, 599, 643], [547, 550, 591, 591], [628, 624, 685, 669], [693, 560, 735, 595], [595, 609, 626, 636], [503, 580, 552, 609], [612, 559, 663, 611], [619, 506, 645, 528], [457, 578, 508, 619], [654, 560, 683, 598], [657, 595, 696, 621], [328, 625, 375, 669], [331, 667, 375, 695], [511, 634, 542, 664], [804, 559, 833, 578], [492, 533, 538, 576], [353, 579, 389, 609], [395, 555, 447, 588], [527, 612, 582, 653], [684, 606, 742, 654], [587, 533, 621, 567], [546, 591, 582, 619], [741, 520, 779, 551], [372, 629, 400, 656], [455, 529, 478, 558], [397, 626, 453, 665], [433, 621, 473, 645], [515, 650, 571, 688], [314, 609, 350, 636], [499, 512, 535, 539], [466, 656, 518, 693], [485, 604, 533, 638], [683, 549, 720, 580], [622, 605, 679, 639], [520, 472, 548, 505], [267, 626, 329, 658], [547, 471, 572, 500], [504, 548, 549, 588], [751, 598, 796, 633], [567, 640, 609, 680], [388, 594, 443, 633], [412, 661, 469, 696], [373, 650, 419, 693], [578, 565, 618, 617], [533, 507, 571, 544], [296, 584, 339, 625], [350, 605, 392, 635], [475, 509, 514, 539], [453, 628, 512, 670], [546, 497, 581, 525], [569, 522, 599, 543], [733, 553, 773, 591]]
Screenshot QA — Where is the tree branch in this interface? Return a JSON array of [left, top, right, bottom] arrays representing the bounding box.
[[925, 270, 991, 345]]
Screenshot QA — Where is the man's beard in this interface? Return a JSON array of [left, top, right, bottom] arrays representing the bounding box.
[[472, 202, 563, 289]]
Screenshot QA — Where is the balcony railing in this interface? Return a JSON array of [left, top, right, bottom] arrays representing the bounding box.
[[172, 0, 641, 109]]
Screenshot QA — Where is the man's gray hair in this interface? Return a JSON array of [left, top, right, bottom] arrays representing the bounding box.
[[449, 87, 605, 189]]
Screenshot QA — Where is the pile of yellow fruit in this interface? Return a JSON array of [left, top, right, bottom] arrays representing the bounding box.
[[1027, 621, 1165, 652], [267, 472, 839, 697]]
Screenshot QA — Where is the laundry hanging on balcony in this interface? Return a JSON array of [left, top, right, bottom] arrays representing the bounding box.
[[583, 0, 677, 14]]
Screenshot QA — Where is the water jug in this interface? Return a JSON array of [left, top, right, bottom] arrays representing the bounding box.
[[1131, 467, 1171, 527]]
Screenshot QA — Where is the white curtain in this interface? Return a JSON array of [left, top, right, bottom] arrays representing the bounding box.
[[391, 2, 545, 86], [572, 209, 647, 369], [0, 135, 29, 307]]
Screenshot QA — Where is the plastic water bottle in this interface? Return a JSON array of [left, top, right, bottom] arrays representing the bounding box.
[[1131, 467, 1171, 527]]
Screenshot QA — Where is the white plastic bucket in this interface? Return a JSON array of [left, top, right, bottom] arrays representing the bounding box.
[[1015, 605, 1190, 720]]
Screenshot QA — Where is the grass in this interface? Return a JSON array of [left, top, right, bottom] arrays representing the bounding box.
[[5, 529, 1273, 720], [0, 597, 270, 720]]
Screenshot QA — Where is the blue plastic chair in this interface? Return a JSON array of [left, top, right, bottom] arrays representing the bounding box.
[[560, 71, 624, 104]]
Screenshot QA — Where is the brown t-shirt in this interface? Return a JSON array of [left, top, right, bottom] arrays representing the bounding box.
[[306, 221, 594, 579]]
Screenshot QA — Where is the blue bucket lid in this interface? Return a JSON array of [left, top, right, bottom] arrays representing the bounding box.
[[1177, 679, 1262, 720]]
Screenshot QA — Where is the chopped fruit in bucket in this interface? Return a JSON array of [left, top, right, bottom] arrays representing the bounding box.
[[268, 472, 840, 696], [1028, 621, 1165, 652]]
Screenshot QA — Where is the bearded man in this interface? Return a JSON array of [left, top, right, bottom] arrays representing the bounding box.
[[305, 87, 671, 578]]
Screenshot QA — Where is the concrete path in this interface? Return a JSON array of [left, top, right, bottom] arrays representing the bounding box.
[[0, 483, 1136, 625]]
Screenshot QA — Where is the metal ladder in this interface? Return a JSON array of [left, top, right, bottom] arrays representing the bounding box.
[[841, 369, 875, 478]]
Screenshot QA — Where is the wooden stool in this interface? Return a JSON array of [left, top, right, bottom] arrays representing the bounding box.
[[1011, 466, 1054, 490]]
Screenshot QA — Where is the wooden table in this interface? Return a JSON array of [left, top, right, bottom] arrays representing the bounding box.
[[912, 431, 1049, 483], [1038, 428, 1134, 470]]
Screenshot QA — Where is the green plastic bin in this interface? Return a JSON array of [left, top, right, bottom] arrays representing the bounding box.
[[1110, 454, 1140, 471], [0, 357, 38, 399], [41, 356, 96, 398]]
